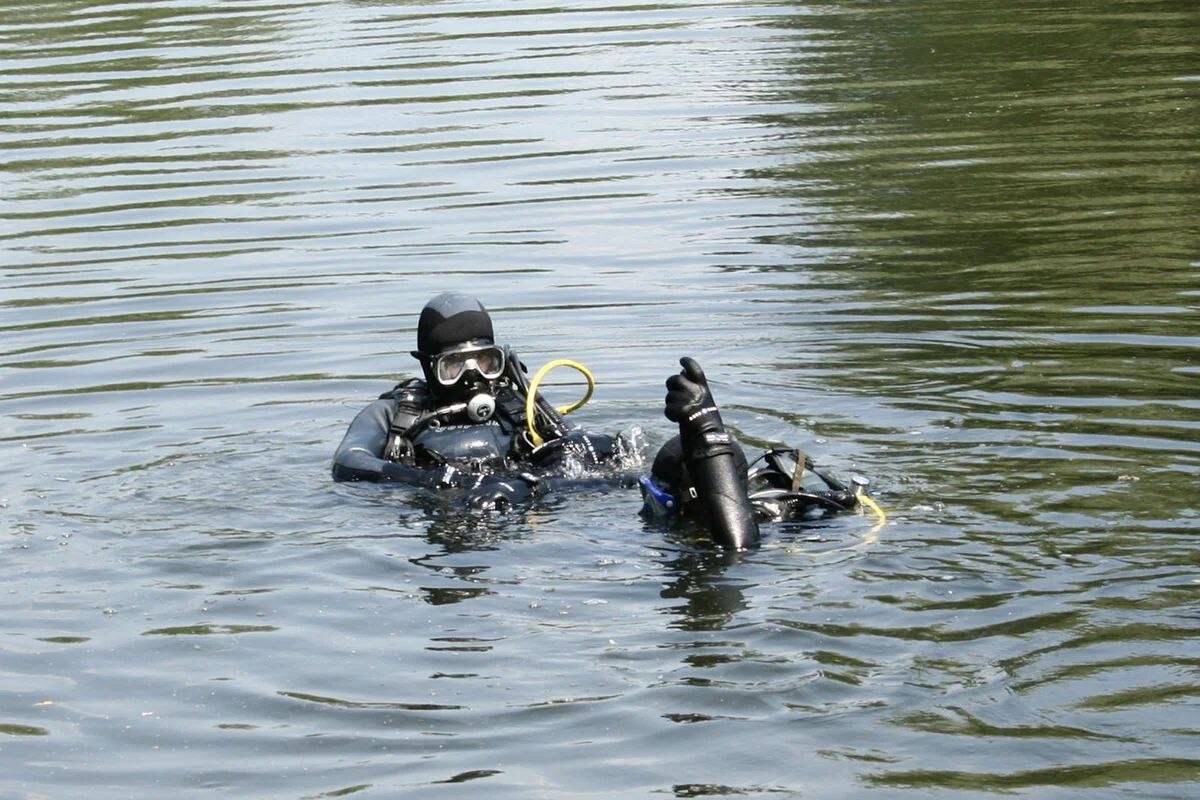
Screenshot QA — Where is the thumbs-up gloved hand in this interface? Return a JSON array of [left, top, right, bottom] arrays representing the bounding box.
[[665, 357, 733, 460], [465, 472, 539, 512]]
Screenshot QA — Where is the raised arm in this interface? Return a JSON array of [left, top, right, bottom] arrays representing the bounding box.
[[664, 357, 760, 550]]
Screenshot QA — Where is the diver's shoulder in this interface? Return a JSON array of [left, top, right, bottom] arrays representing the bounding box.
[[378, 377, 429, 403]]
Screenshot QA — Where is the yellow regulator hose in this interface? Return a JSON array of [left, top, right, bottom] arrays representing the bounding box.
[[525, 359, 596, 447], [786, 492, 888, 559], [858, 493, 888, 534]]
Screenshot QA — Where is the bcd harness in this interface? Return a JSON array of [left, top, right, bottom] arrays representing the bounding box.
[[378, 376, 559, 471]]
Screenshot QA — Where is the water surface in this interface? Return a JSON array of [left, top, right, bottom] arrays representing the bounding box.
[[2, 1, 1198, 797]]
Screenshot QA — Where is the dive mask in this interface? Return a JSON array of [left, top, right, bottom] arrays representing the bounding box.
[[427, 342, 506, 386]]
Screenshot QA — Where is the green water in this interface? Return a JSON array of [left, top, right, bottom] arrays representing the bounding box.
[[2, 1, 1198, 797]]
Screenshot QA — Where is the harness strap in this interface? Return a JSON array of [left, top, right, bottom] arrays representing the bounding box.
[[381, 378, 428, 463], [790, 448, 806, 492]]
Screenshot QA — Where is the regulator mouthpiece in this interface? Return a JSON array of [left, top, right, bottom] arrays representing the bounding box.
[[467, 393, 495, 422]]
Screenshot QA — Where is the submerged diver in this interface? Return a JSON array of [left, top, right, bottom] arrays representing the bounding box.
[[332, 292, 631, 510], [640, 358, 873, 550]]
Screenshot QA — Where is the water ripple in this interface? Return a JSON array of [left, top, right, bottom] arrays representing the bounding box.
[[3, 0, 1199, 797]]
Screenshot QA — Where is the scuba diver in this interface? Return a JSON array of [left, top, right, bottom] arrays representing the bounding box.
[[639, 358, 878, 551], [332, 292, 632, 511], [332, 293, 881, 549]]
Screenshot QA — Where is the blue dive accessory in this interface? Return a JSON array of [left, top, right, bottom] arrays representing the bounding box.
[[639, 475, 679, 518]]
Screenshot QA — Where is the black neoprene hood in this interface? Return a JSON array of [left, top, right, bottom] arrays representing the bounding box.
[[415, 292, 495, 355]]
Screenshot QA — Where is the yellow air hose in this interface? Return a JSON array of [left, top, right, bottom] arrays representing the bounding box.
[[785, 491, 887, 559], [525, 359, 596, 447], [858, 493, 888, 534]]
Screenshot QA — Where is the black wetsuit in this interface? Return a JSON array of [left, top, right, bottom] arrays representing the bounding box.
[[332, 378, 628, 509]]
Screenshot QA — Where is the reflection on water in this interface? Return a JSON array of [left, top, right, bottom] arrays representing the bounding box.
[[2, 0, 1198, 797]]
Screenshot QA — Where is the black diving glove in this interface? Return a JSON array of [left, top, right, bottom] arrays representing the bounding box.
[[664, 357, 734, 460], [465, 473, 541, 513]]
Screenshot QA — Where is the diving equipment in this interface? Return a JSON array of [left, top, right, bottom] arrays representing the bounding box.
[[404, 396, 500, 446], [411, 420, 512, 468], [642, 441, 879, 527], [664, 357, 760, 550], [639, 474, 678, 517], [524, 359, 595, 447], [466, 392, 496, 422], [746, 448, 860, 517], [431, 342, 507, 386]]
